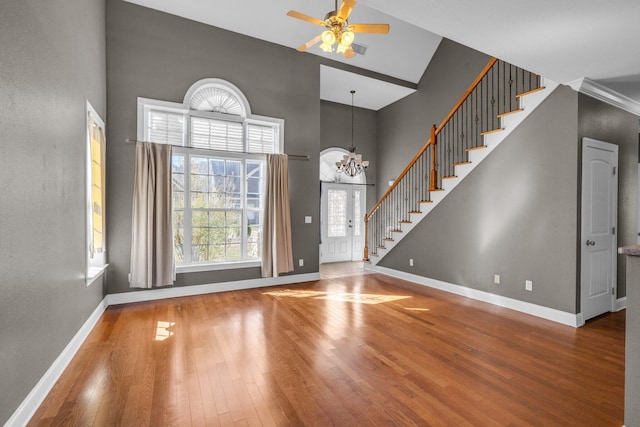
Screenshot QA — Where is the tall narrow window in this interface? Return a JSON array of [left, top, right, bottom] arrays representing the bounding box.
[[86, 101, 107, 284]]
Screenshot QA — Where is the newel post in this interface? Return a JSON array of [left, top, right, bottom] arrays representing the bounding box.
[[428, 124, 438, 191], [363, 214, 369, 262]]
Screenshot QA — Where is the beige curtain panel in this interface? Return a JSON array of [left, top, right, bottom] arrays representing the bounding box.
[[262, 154, 294, 278], [130, 141, 174, 288]]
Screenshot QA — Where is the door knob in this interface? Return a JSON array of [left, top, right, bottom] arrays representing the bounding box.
[[586, 240, 595, 246]]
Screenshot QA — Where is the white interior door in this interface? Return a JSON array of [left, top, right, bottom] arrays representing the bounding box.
[[581, 137, 618, 321], [320, 183, 365, 263]]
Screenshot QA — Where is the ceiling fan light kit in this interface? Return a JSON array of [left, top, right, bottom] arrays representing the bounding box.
[[287, 0, 389, 59]]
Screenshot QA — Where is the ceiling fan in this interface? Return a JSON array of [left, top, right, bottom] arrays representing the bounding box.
[[287, 0, 390, 59]]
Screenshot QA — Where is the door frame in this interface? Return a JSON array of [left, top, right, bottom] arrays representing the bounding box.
[[319, 182, 366, 264], [580, 137, 618, 321]]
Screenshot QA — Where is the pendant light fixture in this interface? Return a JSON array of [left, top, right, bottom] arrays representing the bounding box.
[[336, 90, 369, 177]]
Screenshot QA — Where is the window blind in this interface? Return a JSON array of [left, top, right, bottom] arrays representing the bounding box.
[[190, 116, 243, 152], [148, 110, 185, 146], [247, 123, 276, 154]]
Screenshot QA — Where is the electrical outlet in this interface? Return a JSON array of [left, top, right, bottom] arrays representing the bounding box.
[[299, 259, 304, 267], [409, 258, 414, 266], [525, 280, 533, 291], [494, 274, 500, 284]]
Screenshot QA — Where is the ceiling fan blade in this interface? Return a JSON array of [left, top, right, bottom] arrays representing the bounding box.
[[343, 47, 356, 59], [348, 23, 390, 34], [287, 10, 328, 27], [337, 0, 356, 21], [297, 34, 323, 52]]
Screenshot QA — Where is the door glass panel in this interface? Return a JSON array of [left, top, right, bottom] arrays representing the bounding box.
[[354, 190, 361, 236], [328, 189, 347, 237]]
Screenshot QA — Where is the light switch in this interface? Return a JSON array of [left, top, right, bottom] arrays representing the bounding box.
[[305, 216, 312, 224]]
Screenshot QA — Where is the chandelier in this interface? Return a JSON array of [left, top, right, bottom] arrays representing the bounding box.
[[336, 90, 369, 177]]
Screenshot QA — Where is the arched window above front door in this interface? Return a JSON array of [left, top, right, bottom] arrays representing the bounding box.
[[320, 148, 366, 185]]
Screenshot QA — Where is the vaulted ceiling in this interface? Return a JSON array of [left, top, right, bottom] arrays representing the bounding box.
[[124, 0, 640, 113]]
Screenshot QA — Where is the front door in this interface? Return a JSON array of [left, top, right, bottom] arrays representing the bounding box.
[[580, 137, 618, 321], [320, 183, 365, 263]]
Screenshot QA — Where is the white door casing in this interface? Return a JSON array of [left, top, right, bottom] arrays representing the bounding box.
[[580, 137, 618, 321], [320, 183, 366, 263], [319, 148, 367, 264]]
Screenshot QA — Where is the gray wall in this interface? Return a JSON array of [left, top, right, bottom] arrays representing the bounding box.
[[0, 0, 107, 424], [379, 86, 581, 313], [320, 100, 378, 211], [376, 40, 491, 200], [578, 94, 638, 301], [106, 0, 323, 293]]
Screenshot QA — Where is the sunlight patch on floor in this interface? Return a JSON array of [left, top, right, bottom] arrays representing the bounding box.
[[264, 289, 410, 305], [155, 321, 175, 341]]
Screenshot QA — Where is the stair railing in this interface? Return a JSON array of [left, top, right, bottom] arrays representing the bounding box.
[[364, 57, 541, 261]]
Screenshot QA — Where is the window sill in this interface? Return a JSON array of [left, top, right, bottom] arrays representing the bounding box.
[[176, 260, 260, 274], [86, 264, 108, 287]]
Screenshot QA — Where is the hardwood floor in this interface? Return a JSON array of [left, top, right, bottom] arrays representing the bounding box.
[[319, 261, 373, 280], [29, 268, 625, 426]]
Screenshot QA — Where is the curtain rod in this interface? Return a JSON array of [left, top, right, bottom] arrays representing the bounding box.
[[124, 138, 310, 160]]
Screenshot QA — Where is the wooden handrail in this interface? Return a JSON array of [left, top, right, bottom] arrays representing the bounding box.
[[434, 57, 498, 134], [364, 57, 498, 223]]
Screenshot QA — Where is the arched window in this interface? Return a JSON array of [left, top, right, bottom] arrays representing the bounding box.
[[137, 79, 283, 271], [320, 148, 366, 185], [184, 79, 249, 116]]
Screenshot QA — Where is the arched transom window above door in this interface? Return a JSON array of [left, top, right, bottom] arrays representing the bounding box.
[[320, 148, 366, 185]]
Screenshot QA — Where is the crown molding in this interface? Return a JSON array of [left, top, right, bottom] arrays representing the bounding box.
[[569, 77, 640, 116]]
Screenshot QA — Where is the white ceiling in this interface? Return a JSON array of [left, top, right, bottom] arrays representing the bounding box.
[[124, 0, 640, 112]]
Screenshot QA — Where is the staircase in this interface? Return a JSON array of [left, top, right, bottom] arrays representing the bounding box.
[[364, 58, 559, 264]]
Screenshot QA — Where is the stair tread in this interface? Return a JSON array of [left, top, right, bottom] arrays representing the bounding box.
[[399, 220, 412, 224], [430, 188, 444, 192], [516, 86, 545, 98], [481, 128, 504, 136], [408, 211, 422, 214], [419, 200, 433, 203], [392, 229, 403, 233], [466, 145, 488, 152], [497, 108, 524, 118], [453, 161, 472, 166], [442, 175, 457, 180], [383, 238, 394, 241]]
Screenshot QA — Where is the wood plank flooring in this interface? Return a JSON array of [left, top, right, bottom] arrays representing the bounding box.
[[29, 266, 625, 426]]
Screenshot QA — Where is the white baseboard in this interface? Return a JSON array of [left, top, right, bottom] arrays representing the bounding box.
[[616, 296, 627, 312], [8, 272, 320, 426], [107, 272, 320, 306], [368, 265, 581, 327], [5, 298, 108, 427]]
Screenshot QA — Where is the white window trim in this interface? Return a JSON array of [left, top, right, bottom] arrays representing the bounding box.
[[137, 79, 284, 273], [176, 260, 261, 274]]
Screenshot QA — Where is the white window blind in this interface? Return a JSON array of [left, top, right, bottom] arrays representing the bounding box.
[[190, 116, 243, 152], [247, 123, 276, 154], [147, 110, 185, 146]]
